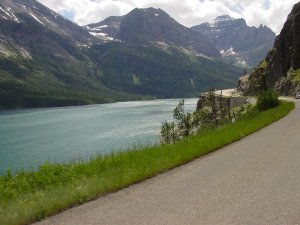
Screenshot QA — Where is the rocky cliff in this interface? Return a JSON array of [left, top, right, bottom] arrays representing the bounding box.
[[239, 2, 300, 96], [85, 16, 123, 42]]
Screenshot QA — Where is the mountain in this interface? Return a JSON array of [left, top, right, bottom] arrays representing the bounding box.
[[86, 42, 242, 98], [0, 0, 95, 57], [191, 15, 276, 68], [0, 2, 242, 109], [0, 0, 145, 108], [86, 8, 220, 58], [238, 2, 300, 96]]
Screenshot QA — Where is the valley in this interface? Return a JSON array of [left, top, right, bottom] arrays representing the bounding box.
[[0, 0, 277, 109]]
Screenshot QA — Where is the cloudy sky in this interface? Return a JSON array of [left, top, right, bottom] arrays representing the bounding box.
[[37, 0, 298, 34]]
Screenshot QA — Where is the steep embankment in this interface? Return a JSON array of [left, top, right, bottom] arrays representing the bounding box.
[[239, 2, 300, 96]]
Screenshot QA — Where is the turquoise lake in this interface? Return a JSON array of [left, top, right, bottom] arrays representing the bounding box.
[[0, 98, 197, 173]]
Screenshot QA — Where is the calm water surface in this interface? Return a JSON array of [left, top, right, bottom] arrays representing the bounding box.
[[0, 99, 197, 173]]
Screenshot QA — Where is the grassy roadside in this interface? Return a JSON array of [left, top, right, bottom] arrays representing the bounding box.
[[0, 101, 295, 225]]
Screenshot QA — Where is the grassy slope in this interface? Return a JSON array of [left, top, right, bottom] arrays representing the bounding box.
[[0, 55, 147, 109], [0, 101, 295, 225], [87, 43, 243, 98], [0, 42, 242, 109]]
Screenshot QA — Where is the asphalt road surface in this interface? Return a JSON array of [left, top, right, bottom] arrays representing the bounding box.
[[35, 100, 300, 225]]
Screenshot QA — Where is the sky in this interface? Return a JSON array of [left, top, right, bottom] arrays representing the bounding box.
[[37, 0, 299, 34]]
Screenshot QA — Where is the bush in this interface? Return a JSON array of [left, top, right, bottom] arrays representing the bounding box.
[[256, 90, 279, 111], [161, 100, 194, 143], [161, 121, 178, 143], [161, 95, 244, 144]]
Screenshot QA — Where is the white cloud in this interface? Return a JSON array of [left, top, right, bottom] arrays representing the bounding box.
[[37, 0, 298, 34]]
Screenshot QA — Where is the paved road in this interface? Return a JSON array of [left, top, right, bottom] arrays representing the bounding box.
[[36, 101, 300, 225]]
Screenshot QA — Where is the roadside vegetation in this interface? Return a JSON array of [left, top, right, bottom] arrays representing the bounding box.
[[161, 90, 253, 143], [0, 92, 294, 225], [291, 68, 300, 82], [258, 59, 268, 69]]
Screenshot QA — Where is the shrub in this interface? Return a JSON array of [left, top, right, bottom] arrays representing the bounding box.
[[161, 100, 194, 143], [160, 95, 248, 144], [161, 121, 178, 143], [256, 90, 279, 111]]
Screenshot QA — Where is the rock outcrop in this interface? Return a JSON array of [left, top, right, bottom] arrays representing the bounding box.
[[239, 2, 300, 96]]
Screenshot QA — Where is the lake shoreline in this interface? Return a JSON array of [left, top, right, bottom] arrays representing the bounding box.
[[0, 98, 198, 173], [0, 101, 294, 225]]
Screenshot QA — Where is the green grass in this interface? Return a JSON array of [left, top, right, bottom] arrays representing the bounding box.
[[0, 101, 295, 225], [258, 59, 268, 69], [291, 69, 300, 82]]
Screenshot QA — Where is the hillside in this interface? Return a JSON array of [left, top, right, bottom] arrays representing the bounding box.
[[238, 2, 300, 96], [192, 15, 276, 68], [0, 0, 144, 108], [0, 1, 242, 108], [87, 43, 242, 98]]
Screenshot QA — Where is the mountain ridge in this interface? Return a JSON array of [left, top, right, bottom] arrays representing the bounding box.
[[0, 2, 242, 109], [191, 15, 276, 67], [0, 0, 145, 108], [86, 7, 221, 58]]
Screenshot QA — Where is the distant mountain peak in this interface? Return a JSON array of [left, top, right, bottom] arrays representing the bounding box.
[[191, 15, 276, 67], [124, 7, 175, 24], [134, 7, 162, 12], [214, 15, 234, 21], [86, 7, 221, 58], [210, 15, 246, 27]]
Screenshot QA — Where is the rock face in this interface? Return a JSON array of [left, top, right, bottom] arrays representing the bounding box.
[[192, 15, 276, 68], [85, 16, 123, 42], [239, 2, 300, 96], [0, 0, 95, 59], [86, 8, 220, 58]]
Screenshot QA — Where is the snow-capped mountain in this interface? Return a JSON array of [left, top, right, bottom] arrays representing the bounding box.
[[86, 16, 123, 42], [0, 0, 94, 42], [192, 15, 276, 67], [0, 0, 128, 108], [0, 1, 242, 109], [86, 8, 220, 58], [0, 0, 96, 60]]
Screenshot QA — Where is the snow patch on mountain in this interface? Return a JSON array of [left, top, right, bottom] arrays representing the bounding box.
[[28, 12, 44, 25], [89, 31, 115, 42], [221, 47, 236, 56], [0, 5, 19, 22]]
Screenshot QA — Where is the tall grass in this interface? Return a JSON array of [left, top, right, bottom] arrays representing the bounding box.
[[0, 101, 295, 225]]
